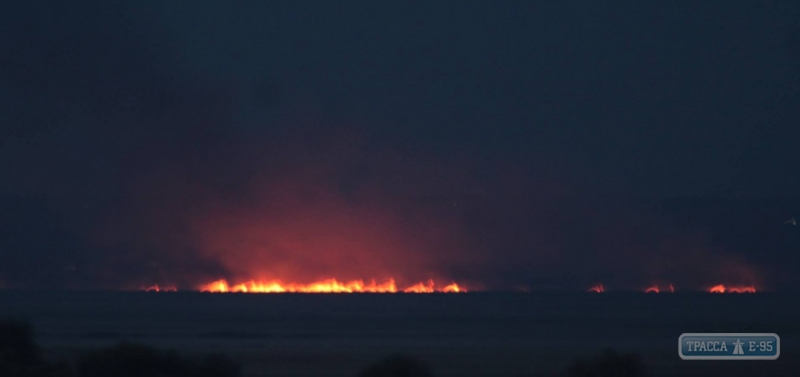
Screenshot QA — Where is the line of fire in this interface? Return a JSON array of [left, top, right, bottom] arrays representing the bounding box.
[[139, 281, 757, 293]]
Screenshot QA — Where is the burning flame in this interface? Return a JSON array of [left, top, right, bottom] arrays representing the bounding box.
[[441, 283, 463, 293], [709, 284, 756, 293], [142, 284, 177, 292], [588, 284, 605, 293], [709, 284, 725, 293], [197, 278, 466, 293], [644, 284, 675, 293], [402, 279, 435, 293], [135, 280, 759, 294]]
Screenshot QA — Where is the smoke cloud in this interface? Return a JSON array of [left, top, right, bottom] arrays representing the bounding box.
[[1, 1, 787, 291]]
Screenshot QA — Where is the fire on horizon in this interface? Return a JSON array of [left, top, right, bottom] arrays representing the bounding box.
[[140, 279, 467, 293], [138, 281, 758, 293], [580, 283, 757, 294], [198, 278, 465, 293]]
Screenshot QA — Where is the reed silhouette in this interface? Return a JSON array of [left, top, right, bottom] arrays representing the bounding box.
[[76, 343, 240, 377], [358, 354, 433, 377], [565, 350, 649, 377], [1, 318, 239, 377], [0, 318, 72, 377], [2, 318, 663, 377]]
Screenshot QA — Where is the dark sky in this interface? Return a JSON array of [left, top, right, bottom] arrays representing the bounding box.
[[1, 1, 799, 291]]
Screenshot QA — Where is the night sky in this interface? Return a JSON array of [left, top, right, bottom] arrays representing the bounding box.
[[1, 1, 799, 291]]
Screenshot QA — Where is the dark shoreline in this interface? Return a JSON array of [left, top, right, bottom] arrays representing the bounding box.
[[2, 292, 799, 376]]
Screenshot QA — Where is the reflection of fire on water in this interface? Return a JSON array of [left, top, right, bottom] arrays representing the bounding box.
[[587, 284, 605, 293], [709, 284, 756, 293]]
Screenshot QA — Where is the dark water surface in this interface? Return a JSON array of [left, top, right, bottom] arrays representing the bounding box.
[[1, 291, 798, 376]]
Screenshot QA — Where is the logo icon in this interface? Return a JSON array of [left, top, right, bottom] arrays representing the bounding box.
[[732, 339, 744, 355], [679, 333, 779, 360]]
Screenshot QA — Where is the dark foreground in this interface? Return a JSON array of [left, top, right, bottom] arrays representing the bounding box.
[[1, 291, 798, 376]]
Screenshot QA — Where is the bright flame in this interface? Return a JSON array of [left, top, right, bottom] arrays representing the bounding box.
[[708, 284, 756, 293], [196, 278, 466, 293], [588, 284, 604, 293], [441, 283, 463, 293], [645, 285, 659, 293], [402, 279, 435, 293]]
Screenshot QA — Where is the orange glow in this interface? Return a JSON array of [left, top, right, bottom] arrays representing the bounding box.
[[142, 284, 177, 292], [708, 284, 756, 293], [441, 283, 464, 293], [196, 278, 466, 293], [402, 279, 435, 293], [588, 284, 605, 293], [644, 284, 675, 293]]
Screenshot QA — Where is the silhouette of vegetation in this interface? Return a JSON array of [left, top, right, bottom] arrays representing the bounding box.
[[192, 353, 241, 377], [0, 318, 72, 377], [77, 343, 187, 377], [565, 350, 649, 377], [1, 319, 239, 377], [0, 319, 41, 368], [358, 354, 433, 377], [76, 343, 240, 377], [4, 318, 658, 377]]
